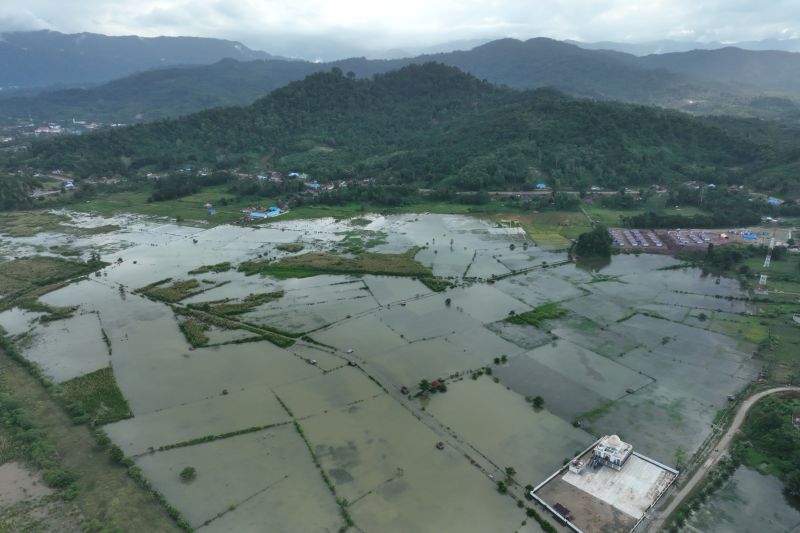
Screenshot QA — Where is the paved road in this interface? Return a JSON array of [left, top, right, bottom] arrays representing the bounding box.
[[651, 386, 800, 531]]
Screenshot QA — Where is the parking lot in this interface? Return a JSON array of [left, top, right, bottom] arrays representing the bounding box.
[[610, 227, 778, 252]]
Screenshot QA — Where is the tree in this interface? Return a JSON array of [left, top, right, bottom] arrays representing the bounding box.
[[785, 472, 800, 498], [418, 379, 431, 394], [532, 396, 544, 409], [505, 466, 516, 479], [772, 246, 787, 261], [574, 225, 612, 257], [180, 466, 197, 482], [496, 480, 507, 494]]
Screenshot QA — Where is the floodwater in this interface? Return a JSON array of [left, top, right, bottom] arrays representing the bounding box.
[[0, 210, 761, 531], [0, 307, 44, 336], [685, 466, 800, 532], [20, 311, 109, 383]]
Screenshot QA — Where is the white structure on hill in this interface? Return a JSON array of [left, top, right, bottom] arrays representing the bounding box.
[[592, 434, 633, 471]]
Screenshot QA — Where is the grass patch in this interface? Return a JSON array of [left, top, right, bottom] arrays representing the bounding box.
[[188, 291, 285, 316], [74, 186, 249, 225], [59, 367, 132, 426], [0, 211, 119, 238], [505, 303, 568, 327], [240, 248, 428, 278], [275, 243, 305, 253], [419, 277, 454, 292], [178, 319, 210, 348], [335, 230, 388, 254], [137, 278, 204, 303], [157, 421, 291, 452], [17, 298, 79, 322], [0, 256, 105, 301], [174, 307, 296, 348], [578, 400, 616, 424], [588, 273, 625, 284], [188, 262, 231, 275], [348, 218, 372, 227], [716, 315, 770, 345], [239, 248, 452, 291], [497, 211, 590, 247], [0, 380, 79, 493]]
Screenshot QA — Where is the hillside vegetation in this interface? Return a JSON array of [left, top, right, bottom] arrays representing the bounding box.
[[4, 38, 800, 124], [8, 63, 798, 194]]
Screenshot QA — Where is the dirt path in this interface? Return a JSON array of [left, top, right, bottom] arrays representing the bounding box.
[[651, 386, 800, 531], [0, 349, 181, 533]]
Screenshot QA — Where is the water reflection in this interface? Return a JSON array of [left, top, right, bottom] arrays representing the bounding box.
[[575, 255, 612, 272]]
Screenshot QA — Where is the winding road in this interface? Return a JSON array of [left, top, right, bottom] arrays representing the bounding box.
[[651, 386, 800, 532]]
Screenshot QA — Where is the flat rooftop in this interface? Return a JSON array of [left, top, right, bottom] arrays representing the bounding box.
[[533, 447, 677, 533]]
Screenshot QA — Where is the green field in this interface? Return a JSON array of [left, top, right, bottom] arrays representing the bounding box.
[[583, 205, 708, 227], [60, 367, 132, 425], [75, 187, 254, 225], [0, 211, 119, 238], [0, 256, 106, 309]]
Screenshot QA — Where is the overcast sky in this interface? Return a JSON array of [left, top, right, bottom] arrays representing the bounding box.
[[1, 0, 798, 58]]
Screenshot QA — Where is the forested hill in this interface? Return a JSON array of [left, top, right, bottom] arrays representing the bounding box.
[[638, 47, 800, 94], [7, 37, 800, 125], [0, 59, 321, 122], [2, 38, 696, 124], [0, 30, 274, 89], [9, 63, 796, 192]]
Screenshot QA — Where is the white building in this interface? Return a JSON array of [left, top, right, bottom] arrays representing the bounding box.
[[592, 434, 633, 471]]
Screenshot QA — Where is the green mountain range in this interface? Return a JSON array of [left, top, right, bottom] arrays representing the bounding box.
[[10, 63, 798, 194], [3, 38, 800, 126], [0, 30, 275, 89]]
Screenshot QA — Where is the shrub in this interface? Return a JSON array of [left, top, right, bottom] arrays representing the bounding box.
[[180, 466, 197, 482], [109, 445, 125, 465], [43, 467, 77, 489]]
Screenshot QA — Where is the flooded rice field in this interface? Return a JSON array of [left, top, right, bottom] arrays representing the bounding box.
[[684, 466, 800, 532], [0, 211, 762, 531]]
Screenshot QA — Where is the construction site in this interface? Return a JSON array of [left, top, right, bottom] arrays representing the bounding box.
[[531, 435, 678, 533]]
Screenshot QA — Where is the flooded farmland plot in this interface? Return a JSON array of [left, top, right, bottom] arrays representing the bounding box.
[[19, 311, 110, 382], [0, 210, 763, 532], [684, 466, 800, 533]]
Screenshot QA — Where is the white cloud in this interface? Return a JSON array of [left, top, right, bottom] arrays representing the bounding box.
[[0, 0, 797, 57], [0, 6, 50, 32]]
